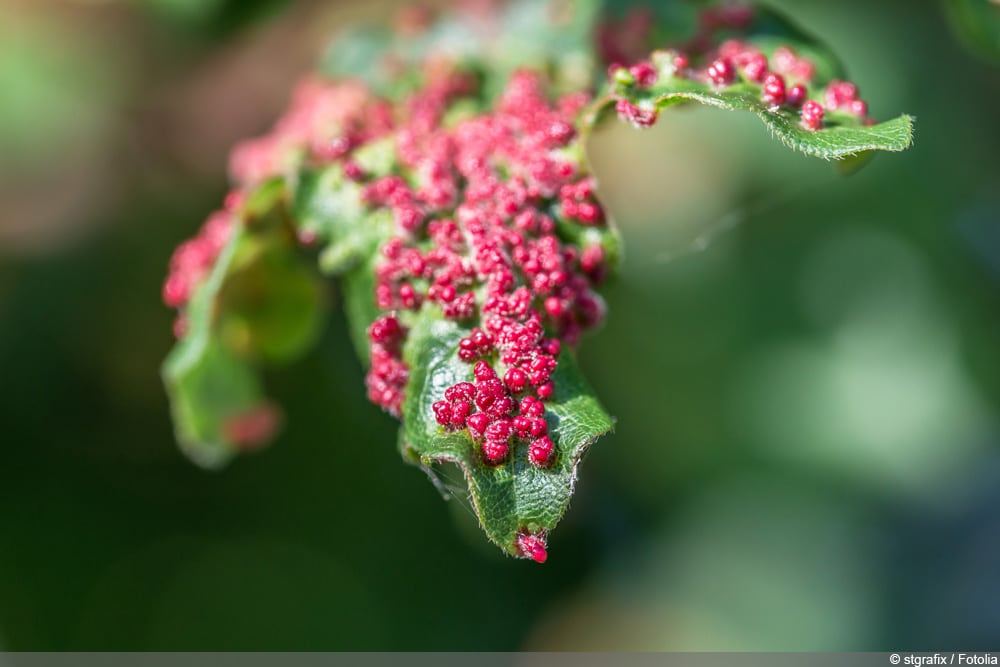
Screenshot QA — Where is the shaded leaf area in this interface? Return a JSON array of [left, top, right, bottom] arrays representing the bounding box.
[[400, 312, 613, 555], [946, 0, 1000, 62], [162, 182, 325, 468], [592, 5, 914, 164]]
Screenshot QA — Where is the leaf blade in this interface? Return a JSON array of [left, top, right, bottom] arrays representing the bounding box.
[[592, 4, 914, 161], [401, 312, 613, 556], [597, 85, 913, 159], [162, 183, 325, 468]]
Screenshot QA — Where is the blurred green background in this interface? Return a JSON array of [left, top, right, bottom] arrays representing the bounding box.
[[1, 0, 999, 651]]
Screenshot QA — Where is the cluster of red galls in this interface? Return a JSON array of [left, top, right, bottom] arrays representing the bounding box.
[[431, 362, 555, 466], [612, 37, 873, 133], [229, 77, 393, 186], [359, 68, 610, 471], [161, 202, 237, 338], [163, 59, 610, 485], [164, 77, 395, 334], [163, 9, 611, 559]]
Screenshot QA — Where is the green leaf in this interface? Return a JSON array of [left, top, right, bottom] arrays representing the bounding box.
[[295, 168, 368, 274], [216, 234, 324, 364], [598, 78, 914, 159], [400, 312, 614, 558], [293, 157, 395, 362], [336, 216, 392, 365], [163, 182, 325, 468], [162, 225, 265, 469], [591, 6, 914, 162], [292, 142, 617, 558]]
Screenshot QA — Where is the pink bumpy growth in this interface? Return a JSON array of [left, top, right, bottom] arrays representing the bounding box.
[[352, 68, 611, 466], [163, 67, 610, 476], [801, 100, 824, 131], [609, 34, 877, 133], [516, 531, 548, 563], [229, 78, 392, 187], [706, 57, 735, 86], [162, 81, 394, 331], [222, 403, 282, 451], [162, 207, 235, 318]]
